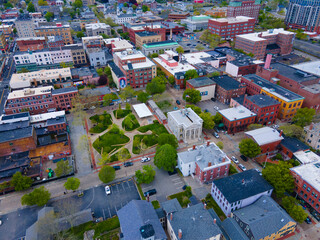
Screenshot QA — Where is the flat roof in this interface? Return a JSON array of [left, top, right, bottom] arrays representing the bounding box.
[[219, 105, 256, 121], [132, 103, 153, 118], [123, 57, 155, 70], [187, 77, 215, 88], [8, 86, 53, 99], [16, 37, 46, 41], [143, 40, 179, 48], [237, 28, 295, 42], [245, 94, 280, 107], [112, 40, 133, 50], [210, 16, 254, 23], [183, 52, 212, 65], [168, 108, 203, 128], [29, 111, 65, 123], [135, 31, 158, 37], [292, 60, 320, 76], [293, 150, 320, 164], [245, 127, 283, 146], [0, 126, 33, 143], [114, 49, 145, 60], [213, 75, 245, 90], [153, 57, 195, 75]]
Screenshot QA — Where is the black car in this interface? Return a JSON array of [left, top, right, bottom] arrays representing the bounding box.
[[211, 98, 216, 102], [123, 162, 133, 167], [168, 169, 177, 175], [144, 189, 157, 197], [305, 216, 312, 224], [113, 166, 121, 171], [240, 155, 248, 162], [176, 100, 181, 105]]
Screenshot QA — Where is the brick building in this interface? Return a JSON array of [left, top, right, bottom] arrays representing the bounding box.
[[235, 28, 295, 59], [280, 136, 310, 159], [16, 37, 46, 52], [64, 44, 87, 67], [1, 9, 19, 19], [0, 25, 13, 39], [213, 75, 246, 104], [52, 87, 78, 111], [227, 0, 261, 22], [205, 7, 228, 18], [168, 12, 190, 20], [243, 94, 280, 125], [35, 23, 73, 45], [47, 36, 64, 48], [0, 32, 7, 53], [208, 16, 255, 40], [218, 105, 256, 133], [135, 31, 163, 49]]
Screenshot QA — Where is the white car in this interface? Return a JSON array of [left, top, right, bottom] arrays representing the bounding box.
[[105, 186, 111, 195], [141, 157, 151, 163], [214, 106, 219, 111], [231, 156, 239, 164], [238, 164, 247, 171]]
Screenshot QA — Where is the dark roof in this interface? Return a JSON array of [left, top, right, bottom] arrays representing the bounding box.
[[109, 61, 125, 78], [280, 136, 310, 153], [46, 116, 66, 126], [161, 198, 183, 215], [144, 40, 177, 46], [221, 218, 249, 240], [0, 119, 30, 132], [135, 31, 158, 37], [187, 76, 215, 88], [232, 95, 245, 105], [213, 75, 245, 90], [1, 112, 29, 120], [80, 86, 111, 97], [155, 208, 165, 219], [270, 62, 320, 83], [52, 87, 78, 95], [266, 43, 280, 50], [213, 169, 273, 203], [71, 67, 98, 78], [245, 94, 280, 107], [0, 126, 34, 143], [140, 224, 155, 239]]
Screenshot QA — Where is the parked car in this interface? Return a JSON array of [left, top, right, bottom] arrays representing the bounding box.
[[213, 132, 219, 138], [255, 168, 262, 175], [204, 109, 209, 113], [214, 106, 219, 111], [240, 155, 248, 162], [124, 162, 133, 167], [144, 189, 157, 197], [105, 186, 111, 195], [176, 100, 181, 105], [141, 157, 151, 163], [113, 166, 121, 171], [214, 127, 220, 133], [305, 216, 312, 224], [231, 156, 239, 164], [182, 185, 188, 190], [211, 98, 216, 102], [311, 210, 320, 221], [238, 164, 247, 171]]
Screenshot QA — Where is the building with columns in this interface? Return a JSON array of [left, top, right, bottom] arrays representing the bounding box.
[[167, 108, 203, 143]]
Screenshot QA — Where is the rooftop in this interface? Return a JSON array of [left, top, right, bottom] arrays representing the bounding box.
[[184, 15, 211, 22], [122, 57, 156, 71], [300, 83, 320, 94], [242, 74, 304, 102], [153, 56, 195, 75], [183, 52, 212, 65], [0, 119, 30, 132], [221, 218, 249, 240], [0, 126, 34, 143], [79, 86, 111, 97], [213, 169, 273, 203], [52, 87, 78, 95], [8, 86, 53, 99], [292, 60, 320, 76], [160, 198, 183, 215], [114, 49, 145, 60], [16, 37, 46, 41], [245, 94, 280, 107], [245, 127, 284, 146], [29, 111, 66, 123], [213, 75, 245, 90], [85, 23, 110, 29], [219, 105, 256, 121], [132, 103, 153, 118], [71, 67, 98, 78], [280, 136, 309, 154], [168, 108, 203, 128], [236, 28, 295, 42], [293, 150, 320, 164], [210, 16, 254, 23], [135, 31, 159, 37], [143, 40, 179, 48], [187, 77, 216, 88], [108, 61, 125, 78]]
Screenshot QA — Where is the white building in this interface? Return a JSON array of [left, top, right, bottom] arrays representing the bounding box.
[[304, 123, 320, 150], [15, 17, 36, 38], [211, 169, 273, 216], [186, 77, 216, 101], [82, 35, 104, 48], [167, 108, 203, 143], [111, 40, 133, 52], [85, 23, 111, 37], [114, 14, 137, 24], [87, 48, 107, 67], [181, 15, 212, 31]]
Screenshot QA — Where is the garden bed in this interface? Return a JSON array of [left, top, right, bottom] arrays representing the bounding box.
[[122, 113, 140, 131], [152, 200, 160, 209], [168, 188, 192, 208], [138, 120, 168, 135], [202, 193, 226, 221], [113, 109, 131, 119], [109, 148, 131, 162], [89, 112, 112, 133], [132, 134, 158, 154]]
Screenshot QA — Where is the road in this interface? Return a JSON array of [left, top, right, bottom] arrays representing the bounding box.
[[0, 52, 15, 114]]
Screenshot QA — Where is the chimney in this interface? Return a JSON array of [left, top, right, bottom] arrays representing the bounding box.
[[264, 54, 272, 69], [222, 157, 225, 162], [207, 141, 210, 147], [279, 130, 283, 137], [208, 162, 212, 167], [204, 202, 207, 209], [309, 123, 313, 130], [242, 179, 245, 184], [170, 213, 173, 221], [147, 194, 150, 202], [193, 145, 196, 150], [178, 229, 182, 239], [213, 218, 216, 224]]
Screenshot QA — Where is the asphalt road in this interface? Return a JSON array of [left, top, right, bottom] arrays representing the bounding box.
[[0, 178, 140, 240], [0, 53, 15, 114]]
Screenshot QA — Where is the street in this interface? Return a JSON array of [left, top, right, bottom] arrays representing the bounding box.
[[0, 53, 15, 115]]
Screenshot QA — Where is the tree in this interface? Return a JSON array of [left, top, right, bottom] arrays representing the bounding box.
[[38, 0, 48, 6], [158, 133, 178, 149], [111, 29, 115, 35], [64, 177, 80, 192], [19, 9, 23, 13], [293, 107, 316, 127], [124, 2, 128, 7], [103, 93, 117, 106], [279, 124, 304, 139], [282, 196, 308, 223], [137, 91, 149, 103], [199, 112, 215, 129], [184, 69, 198, 81], [216, 141, 223, 150], [55, 160, 72, 177], [98, 74, 108, 86], [132, 4, 137, 10], [44, 12, 54, 22], [195, 44, 205, 51], [142, 5, 150, 12], [168, 76, 175, 85], [99, 165, 115, 183], [98, 152, 110, 165], [154, 144, 177, 172], [11, 172, 33, 191], [239, 138, 261, 158], [176, 46, 184, 54], [119, 86, 135, 101], [21, 186, 51, 207], [76, 31, 84, 38], [100, 33, 110, 39], [135, 165, 156, 184], [4, 2, 13, 8], [209, 71, 220, 77], [213, 113, 223, 124], [146, 77, 166, 95], [13, 28, 17, 35], [262, 161, 295, 197], [73, 0, 83, 8], [27, 2, 35, 12], [186, 104, 202, 115], [183, 88, 201, 104], [247, 123, 264, 131]]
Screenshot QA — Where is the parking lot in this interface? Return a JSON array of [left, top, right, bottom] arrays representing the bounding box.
[[196, 99, 229, 115]]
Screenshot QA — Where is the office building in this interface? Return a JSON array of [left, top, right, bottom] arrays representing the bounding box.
[[135, 31, 163, 49], [142, 40, 181, 56], [85, 23, 111, 37], [181, 15, 212, 31], [35, 23, 73, 45], [227, 0, 261, 22], [15, 15, 36, 38]]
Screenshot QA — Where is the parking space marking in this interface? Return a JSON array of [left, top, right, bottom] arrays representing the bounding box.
[[102, 209, 106, 220], [116, 184, 120, 192], [108, 207, 111, 218]]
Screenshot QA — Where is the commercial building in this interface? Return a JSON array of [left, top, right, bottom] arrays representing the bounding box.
[[113, 49, 156, 88], [181, 15, 212, 31], [86, 48, 109, 67], [167, 108, 203, 143], [208, 16, 255, 40], [135, 31, 163, 49], [15, 15, 36, 38], [71, 67, 99, 85], [0, 24, 13, 39], [82, 36, 104, 48], [64, 44, 87, 67], [186, 77, 216, 101], [47, 36, 64, 48], [177, 142, 231, 183], [285, 0, 320, 33], [213, 75, 246, 104], [142, 40, 181, 56], [52, 87, 78, 111], [227, 0, 261, 22], [240, 74, 304, 121], [304, 123, 320, 150], [140, 15, 164, 23], [168, 12, 190, 20], [211, 169, 273, 216], [225, 56, 263, 77], [0, 32, 7, 53], [16, 37, 46, 52], [111, 40, 134, 53], [243, 94, 280, 125], [35, 23, 73, 45], [219, 105, 256, 133], [235, 28, 295, 59], [85, 23, 111, 37], [1, 9, 19, 19]]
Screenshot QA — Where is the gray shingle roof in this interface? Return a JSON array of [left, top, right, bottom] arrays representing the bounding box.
[[169, 203, 222, 240], [213, 169, 273, 203], [213, 75, 245, 90], [187, 77, 216, 88], [0, 126, 34, 143], [280, 136, 310, 153], [117, 200, 167, 240], [233, 195, 296, 239], [160, 198, 183, 215], [221, 218, 249, 240], [245, 94, 280, 108]]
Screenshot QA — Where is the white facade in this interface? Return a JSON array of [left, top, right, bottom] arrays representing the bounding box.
[[114, 14, 137, 24], [50, 49, 73, 64], [87, 48, 107, 67], [197, 85, 215, 101], [304, 123, 320, 150], [16, 19, 36, 38], [85, 23, 111, 37], [225, 62, 239, 77]]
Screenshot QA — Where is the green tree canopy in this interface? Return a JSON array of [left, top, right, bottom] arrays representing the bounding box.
[[183, 88, 201, 104], [239, 138, 261, 158], [4, 2, 13, 8], [132, 4, 137, 10], [38, 0, 48, 6], [76, 31, 84, 38], [184, 70, 199, 86], [73, 0, 83, 8], [216, 141, 223, 150], [103, 93, 117, 106], [186, 104, 202, 115], [55, 160, 72, 177], [279, 124, 304, 139], [137, 91, 149, 103], [213, 113, 223, 124], [293, 107, 315, 127], [195, 44, 205, 51], [247, 123, 264, 131], [142, 5, 150, 12], [168, 76, 175, 85], [146, 77, 166, 95], [27, 2, 35, 12], [262, 161, 295, 197], [119, 86, 136, 100], [12, 172, 33, 191], [154, 144, 177, 172], [135, 165, 156, 184], [21, 186, 51, 206], [282, 196, 308, 223], [64, 177, 80, 191], [99, 165, 116, 183], [176, 46, 184, 54], [44, 12, 54, 22], [158, 133, 178, 149], [199, 112, 215, 129]]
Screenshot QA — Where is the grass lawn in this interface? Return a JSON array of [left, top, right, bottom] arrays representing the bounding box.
[[109, 148, 131, 162], [132, 134, 158, 154], [89, 112, 112, 133], [168, 190, 192, 208], [156, 100, 171, 111], [113, 109, 131, 119], [136, 183, 146, 200], [152, 200, 160, 209], [93, 125, 130, 154], [122, 113, 140, 131], [202, 193, 226, 221], [138, 120, 168, 135], [229, 164, 238, 175]]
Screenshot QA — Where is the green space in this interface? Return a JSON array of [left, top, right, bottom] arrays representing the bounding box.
[[110, 148, 131, 162], [168, 187, 192, 208], [89, 112, 113, 133], [229, 165, 238, 175], [113, 109, 131, 119], [93, 125, 130, 154], [122, 113, 140, 131], [138, 120, 168, 135], [151, 200, 160, 209], [156, 100, 172, 111], [136, 183, 146, 200], [202, 193, 226, 221]]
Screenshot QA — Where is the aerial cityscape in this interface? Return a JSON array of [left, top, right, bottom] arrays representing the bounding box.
[[0, 0, 320, 239]]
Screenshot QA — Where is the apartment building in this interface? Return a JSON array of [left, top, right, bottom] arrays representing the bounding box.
[[15, 15, 36, 38], [87, 48, 109, 67], [35, 23, 73, 45], [304, 123, 320, 150], [0, 32, 7, 53], [135, 31, 162, 49], [64, 44, 87, 66], [47, 36, 64, 48], [208, 16, 255, 40], [52, 87, 78, 111], [0, 25, 13, 39], [16, 37, 46, 52], [235, 28, 295, 59], [85, 23, 111, 37], [227, 0, 261, 22]]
